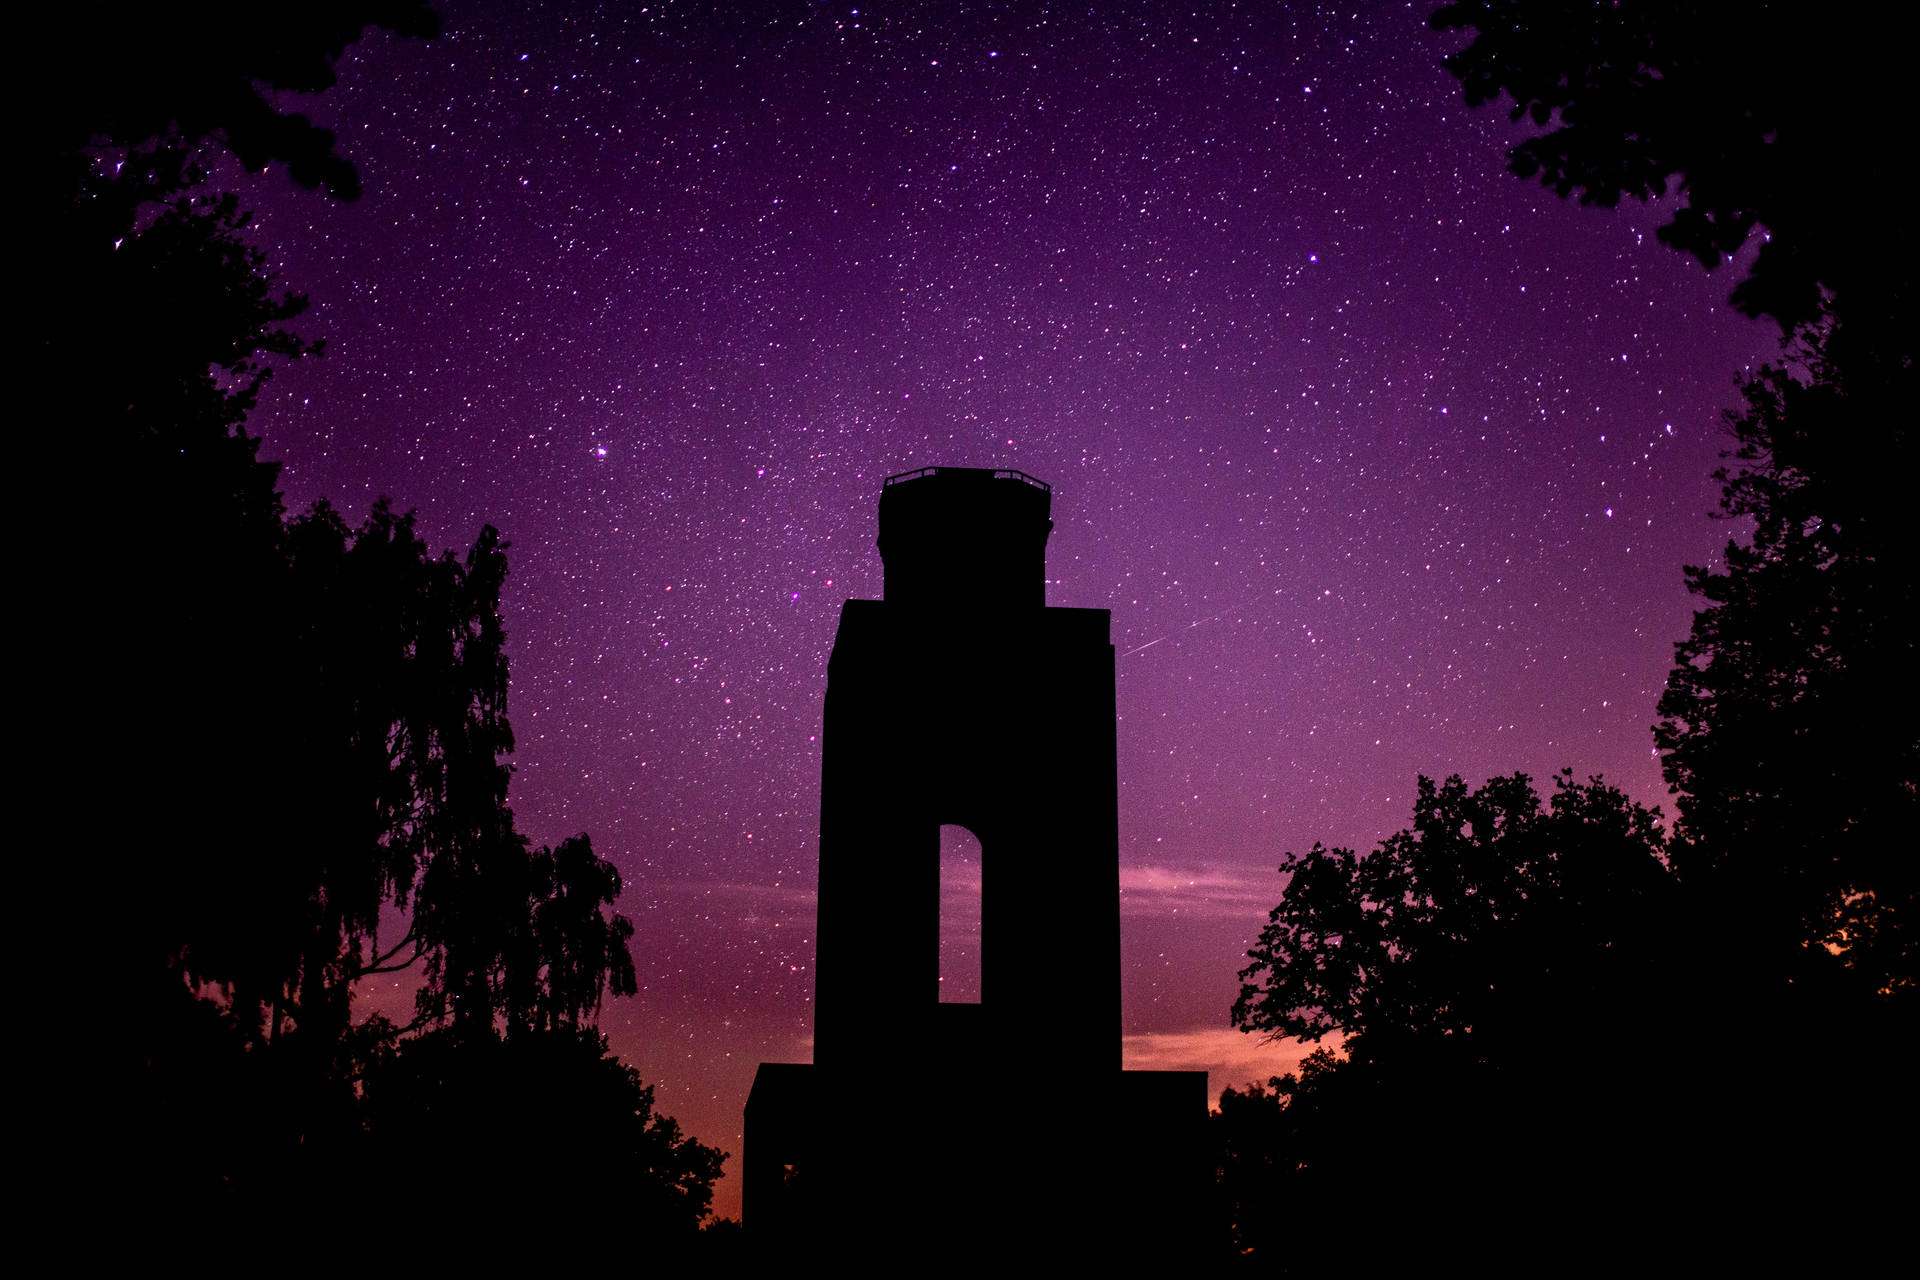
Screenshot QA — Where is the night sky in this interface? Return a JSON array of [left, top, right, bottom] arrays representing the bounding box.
[[234, 1, 1778, 1217]]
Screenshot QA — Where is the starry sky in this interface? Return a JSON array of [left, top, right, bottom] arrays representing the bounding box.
[[234, 1, 1778, 1218]]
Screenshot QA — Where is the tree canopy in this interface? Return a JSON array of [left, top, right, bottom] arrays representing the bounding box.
[[1228, 773, 1700, 1265], [1224, 768, 1912, 1265], [34, 3, 440, 200], [53, 7, 730, 1242], [1232, 770, 1678, 1050], [358, 1026, 725, 1255], [1217, 8, 1917, 1260], [147, 500, 641, 1053], [1433, 0, 1917, 1003], [1431, 1, 1904, 335], [1655, 319, 1917, 997]]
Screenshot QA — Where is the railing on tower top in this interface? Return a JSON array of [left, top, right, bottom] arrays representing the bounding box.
[[883, 467, 1051, 493]]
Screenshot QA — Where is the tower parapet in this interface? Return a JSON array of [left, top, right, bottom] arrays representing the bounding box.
[[878, 467, 1053, 611]]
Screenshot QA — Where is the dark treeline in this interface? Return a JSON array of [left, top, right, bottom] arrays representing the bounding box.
[[1216, 3, 1914, 1267], [37, 7, 731, 1257]]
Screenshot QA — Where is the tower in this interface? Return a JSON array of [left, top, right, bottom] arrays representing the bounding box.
[[747, 467, 1202, 1259], [817, 466, 1119, 1078]]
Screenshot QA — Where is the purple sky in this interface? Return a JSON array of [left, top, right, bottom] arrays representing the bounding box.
[[238, 1, 1777, 1218]]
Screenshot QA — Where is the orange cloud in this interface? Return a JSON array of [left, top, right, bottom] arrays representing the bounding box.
[[1122, 1025, 1340, 1106]]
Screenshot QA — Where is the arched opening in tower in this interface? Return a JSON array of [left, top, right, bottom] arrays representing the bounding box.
[[939, 823, 983, 1003]]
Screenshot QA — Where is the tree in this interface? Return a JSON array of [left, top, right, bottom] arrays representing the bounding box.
[[1231, 769, 1915, 1260], [53, 10, 725, 1237], [121, 497, 664, 1222], [1655, 319, 1917, 997], [38, 4, 442, 470], [1229, 773, 1704, 1260], [33, 3, 440, 202], [1208, 1050, 1358, 1267], [160, 501, 639, 1051], [1210, 1075, 1298, 1261], [1430, 1, 1905, 336], [38, 6, 442, 477], [37, 0, 640, 1063], [1233, 771, 1678, 1051], [1432, 0, 1917, 1003], [45, 14, 439, 977], [43, 11, 443, 1232], [357, 1027, 726, 1256], [1219, 14, 1920, 1257]]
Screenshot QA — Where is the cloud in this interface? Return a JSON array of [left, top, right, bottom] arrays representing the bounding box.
[[629, 878, 819, 929], [1117, 862, 1276, 919], [634, 878, 819, 907], [1122, 1025, 1339, 1103]]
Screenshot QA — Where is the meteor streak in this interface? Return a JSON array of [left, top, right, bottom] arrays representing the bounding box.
[[1120, 589, 1282, 657]]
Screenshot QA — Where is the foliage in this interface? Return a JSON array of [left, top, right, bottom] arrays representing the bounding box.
[[117, 481, 663, 1222], [1226, 776, 1719, 1264], [1656, 318, 1917, 995], [1210, 1077, 1290, 1260], [1209, 1050, 1361, 1264], [59, 6, 722, 1237], [46, 0, 642, 1063], [359, 1028, 727, 1244], [74, 173, 318, 439], [39, 1, 440, 455], [1229, 767, 1915, 1260], [1232, 770, 1677, 1048], [1215, 10, 1920, 1257], [38, 6, 440, 437], [152, 499, 639, 1055], [35, 2, 440, 201], [1431, 0, 1916, 1003], [1430, 2, 1903, 334]]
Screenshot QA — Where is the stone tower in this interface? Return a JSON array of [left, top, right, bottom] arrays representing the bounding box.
[[746, 467, 1202, 1260]]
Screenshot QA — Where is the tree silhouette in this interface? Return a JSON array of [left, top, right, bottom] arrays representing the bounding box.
[[33, 3, 439, 202], [1229, 773, 1710, 1263], [1213, 12, 1919, 1258], [1209, 1076, 1298, 1261], [117, 491, 672, 1225], [159, 500, 640, 1054], [1431, 0, 1917, 1005], [1231, 767, 1915, 1260], [38, 5, 438, 463], [47, 9, 728, 1239], [1656, 320, 1917, 998], [1431, 1, 1904, 336], [357, 1027, 725, 1256], [1209, 1049, 1380, 1268], [1233, 771, 1677, 1049]]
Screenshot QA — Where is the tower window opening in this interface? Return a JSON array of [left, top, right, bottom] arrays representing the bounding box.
[[939, 824, 983, 1003]]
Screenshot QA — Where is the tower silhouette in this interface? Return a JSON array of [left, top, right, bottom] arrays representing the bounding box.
[[747, 467, 1203, 1259]]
